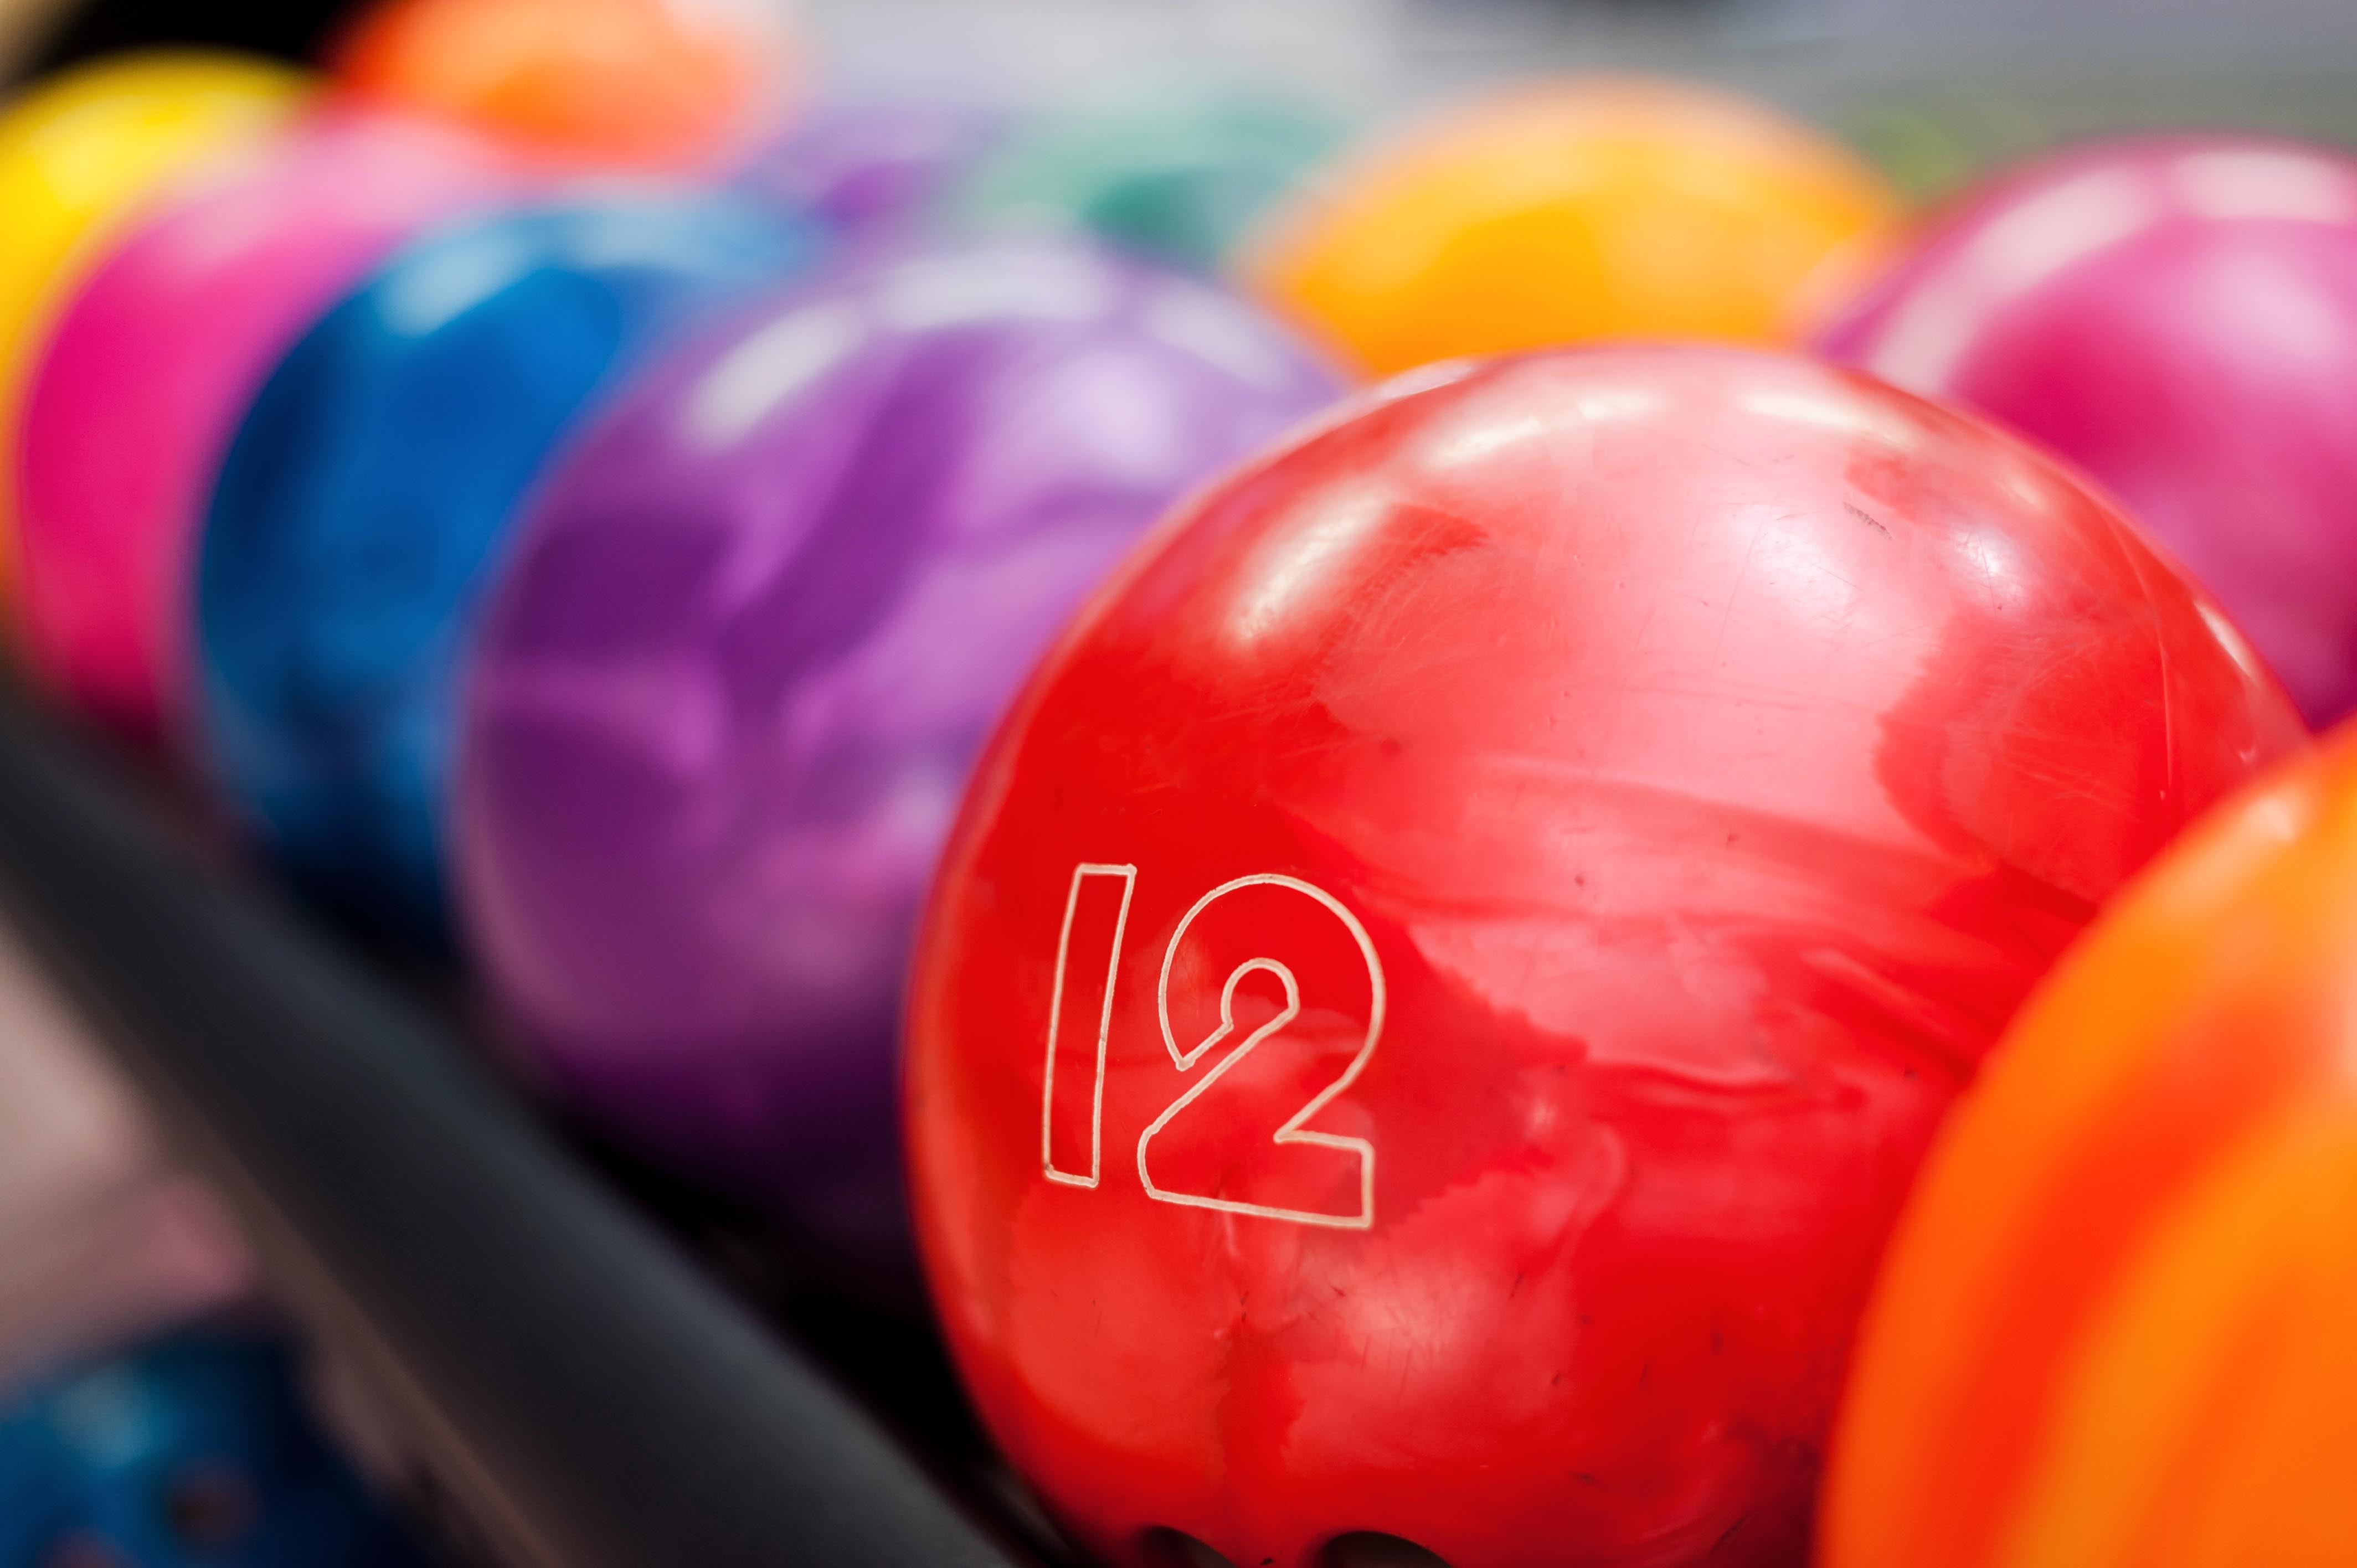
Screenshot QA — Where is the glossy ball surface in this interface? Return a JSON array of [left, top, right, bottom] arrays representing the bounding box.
[[0, 52, 305, 594], [17, 112, 519, 741], [0, 1333, 421, 1567], [196, 193, 809, 941], [1242, 78, 1900, 376], [1819, 137, 2357, 727], [453, 240, 1339, 1275], [1825, 728, 2357, 1568], [904, 347, 2303, 1568], [954, 95, 1344, 274], [332, 0, 785, 169]]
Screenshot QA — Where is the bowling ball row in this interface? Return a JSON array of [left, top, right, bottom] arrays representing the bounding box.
[[2, 6, 2356, 1566]]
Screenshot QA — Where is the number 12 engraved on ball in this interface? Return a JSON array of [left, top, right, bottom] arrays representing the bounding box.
[[1039, 864, 1386, 1230]]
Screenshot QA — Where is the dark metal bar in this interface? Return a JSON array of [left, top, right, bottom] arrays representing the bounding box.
[[0, 679, 1022, 1568]]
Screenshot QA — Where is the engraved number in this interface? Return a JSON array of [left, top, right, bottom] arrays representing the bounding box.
[[1138, 875, 1384, 1230], [1038, 866, 1384, 1229], [1040, 864, 1135, 1187]]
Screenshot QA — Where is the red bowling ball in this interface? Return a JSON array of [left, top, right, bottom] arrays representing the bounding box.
[[903, 347, 2303, 1568]]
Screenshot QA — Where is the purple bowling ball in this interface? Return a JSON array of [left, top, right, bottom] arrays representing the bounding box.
[[735, 101, 997, 239], [452, 239, 1340, 1278], [1818, 136, 2357, 723]]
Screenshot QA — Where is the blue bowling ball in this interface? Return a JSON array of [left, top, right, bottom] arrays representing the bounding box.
[[196, 190, 814, 942], [0, 1333, 423, 1567]]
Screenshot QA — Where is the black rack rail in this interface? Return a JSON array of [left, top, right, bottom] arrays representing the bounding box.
[[0, 679, 1029, 1568]]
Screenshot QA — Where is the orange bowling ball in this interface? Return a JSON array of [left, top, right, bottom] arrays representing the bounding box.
[[332, 0, 784, 169], [1823, 727, 2357, 1568], [1243, 78, 1901, 376]]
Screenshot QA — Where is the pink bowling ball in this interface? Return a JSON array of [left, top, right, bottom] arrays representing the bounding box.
[[14, 110, 522, 739], [1819, 137, 2357, 724]]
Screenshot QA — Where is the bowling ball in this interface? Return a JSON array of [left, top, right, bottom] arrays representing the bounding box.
[[1818, 137, 2357, 727], [196, 192, 812, 943], [451, 238, 1340, 1282], [1241, 77, 1901, 376], [0, 1333, 421, 1567], [902, 347, 2303, 1568], [1823, 729, 2357, 1568], [0, 53, 306, 598], [16, 112, 522, 742], [953, 95, 1345, 274], [737, 100, 999, 241], [332, 0, 787, 170]]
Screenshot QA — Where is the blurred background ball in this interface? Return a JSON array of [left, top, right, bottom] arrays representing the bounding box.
[[331, 0, 789, 171], [0, 52, 306, 597], [0, 1332, 421, 1567], [196, 191, 811, 944], [1242, 76, 1902, 376], [903, 347, 2301, 1568], [951, 93, 1346, 275], [736, 100, 999, 243], [1820, 136, 2357, 727], [452, 238, 1340, 1282], [1824, 728, 2357, 1568], [16, 111, 521, 742], [0, 928, 249, 1390]]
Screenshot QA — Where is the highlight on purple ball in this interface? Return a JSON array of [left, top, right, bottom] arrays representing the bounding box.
[[451, 236, 1342, 1277], [1818, 136, 2357, 724]]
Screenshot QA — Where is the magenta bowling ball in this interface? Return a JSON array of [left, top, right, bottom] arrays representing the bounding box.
[[452, 239, 1340, 1271], [1819, 137, 2357, 723], [16, 111, 521, 740]]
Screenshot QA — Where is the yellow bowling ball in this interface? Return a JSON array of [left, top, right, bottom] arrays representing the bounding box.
[[0, 52, 306, 601], [1242, 78, 1902, 376]]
